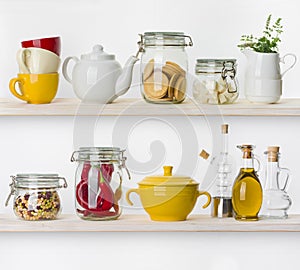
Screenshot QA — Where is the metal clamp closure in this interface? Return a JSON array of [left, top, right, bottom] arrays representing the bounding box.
[[58, 177, 68, 189], [221, 61, 238, 94], [5, 176, 16, 207]]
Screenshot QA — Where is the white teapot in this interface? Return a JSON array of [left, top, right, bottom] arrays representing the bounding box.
[[62, 45, 138, 103]]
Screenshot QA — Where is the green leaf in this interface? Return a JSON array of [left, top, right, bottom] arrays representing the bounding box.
[[238, 14, 283, 53]]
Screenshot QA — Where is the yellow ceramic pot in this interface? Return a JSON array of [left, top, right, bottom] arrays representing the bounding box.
[[126, 166, 211, 221]]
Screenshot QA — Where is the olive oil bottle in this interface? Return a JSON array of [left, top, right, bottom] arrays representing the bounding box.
[[232, 145, 262, 221]]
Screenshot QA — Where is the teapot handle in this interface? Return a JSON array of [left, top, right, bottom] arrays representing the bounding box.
[[280, 53, 297, 77], [62, 56, 79, 84]]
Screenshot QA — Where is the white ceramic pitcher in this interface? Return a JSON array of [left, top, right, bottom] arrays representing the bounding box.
[[243, 50, 297, 103]]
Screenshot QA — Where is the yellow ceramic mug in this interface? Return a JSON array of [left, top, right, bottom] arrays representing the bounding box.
[[9, 73, 59, 104]]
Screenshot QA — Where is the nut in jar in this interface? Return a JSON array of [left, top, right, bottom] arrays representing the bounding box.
[[138, 32, 193, 104], [5, 174, 67, 221], [193, 59, 239, 104]]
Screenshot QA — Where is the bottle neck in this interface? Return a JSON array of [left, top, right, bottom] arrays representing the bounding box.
[[241, 157, 254, 169], [221, 133, 228, 155], [215, 131, 232, 198], [265, 161, 279, 189]]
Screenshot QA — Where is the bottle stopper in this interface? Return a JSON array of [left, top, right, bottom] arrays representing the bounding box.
[[221, 124, 229, 134], [199, 149, 210, 160], [237, 144, 254, 159], [267, 146, 280, 162]]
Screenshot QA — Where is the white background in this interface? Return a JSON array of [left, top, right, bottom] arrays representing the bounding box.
[[0, 0, 300, 269]]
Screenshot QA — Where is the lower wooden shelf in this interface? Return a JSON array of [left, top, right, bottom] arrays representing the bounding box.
[[1, 214, 300, 232]]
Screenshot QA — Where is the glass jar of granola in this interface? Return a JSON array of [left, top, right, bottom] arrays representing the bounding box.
[[5, 174, 67, 221]]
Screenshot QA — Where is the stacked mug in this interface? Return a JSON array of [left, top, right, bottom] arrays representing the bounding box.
[[9, 36, 61, 104]]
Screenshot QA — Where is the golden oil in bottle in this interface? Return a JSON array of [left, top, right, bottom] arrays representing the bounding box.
[[232, 145, 262, 221]]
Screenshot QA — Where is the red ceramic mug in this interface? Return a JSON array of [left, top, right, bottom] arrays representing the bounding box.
[[21, 36, 61, 56]]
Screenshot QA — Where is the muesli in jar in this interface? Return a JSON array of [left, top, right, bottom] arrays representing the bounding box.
[[5, 174, 67, 221]]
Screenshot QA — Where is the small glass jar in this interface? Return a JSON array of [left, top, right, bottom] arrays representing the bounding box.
[[193, 59, 239, 104], [138, 32, 193, 104], [5, 174, 67, 221], [71, 147, 130, 221]]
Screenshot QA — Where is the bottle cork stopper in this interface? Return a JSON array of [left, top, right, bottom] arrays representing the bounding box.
[[221, 124, 229, 134], [199, 149, 210, 160], [268, 146, 280, 153], [237, 144, 253, 159], [267, 146, 280, 162]]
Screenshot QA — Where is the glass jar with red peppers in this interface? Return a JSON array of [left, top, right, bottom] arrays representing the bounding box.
[[71, 147, 130, 221]]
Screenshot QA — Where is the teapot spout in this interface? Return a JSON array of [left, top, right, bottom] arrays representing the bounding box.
[[112, 56, 139, 101]]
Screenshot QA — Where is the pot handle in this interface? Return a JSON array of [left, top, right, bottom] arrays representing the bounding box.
[[197, 190, 211, 209], [126, 188, 140, 206], [62, 56, 79, 83], [280, 53, 297, 77]]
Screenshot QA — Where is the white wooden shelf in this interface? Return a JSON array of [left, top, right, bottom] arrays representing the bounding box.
[[1, 98, 300, 116], [1, 214, 300, 232]]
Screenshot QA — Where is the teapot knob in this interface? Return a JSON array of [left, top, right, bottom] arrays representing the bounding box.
[[163, 166, 173, 176], [93, 44, 103, 52]]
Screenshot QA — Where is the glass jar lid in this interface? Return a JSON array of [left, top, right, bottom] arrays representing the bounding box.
[[14, 174, 67, 189], [140, 32, 193, 47], [5, 174, 67, 206], [195, 59, 237, 73], [71, 147, 125, 162]]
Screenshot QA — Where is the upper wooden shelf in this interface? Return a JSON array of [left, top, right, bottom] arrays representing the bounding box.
[[1, 214, 300, 232], [1, 98, 300, 116]]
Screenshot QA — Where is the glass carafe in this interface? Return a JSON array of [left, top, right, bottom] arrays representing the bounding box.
[[260, 146, 291, 219], [232, 144, 262, 221], [199, 124, 235, 218]]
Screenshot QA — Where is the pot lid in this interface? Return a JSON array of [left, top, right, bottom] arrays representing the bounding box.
[[139, 166, 198, 186], [80, 45, 115, 61]]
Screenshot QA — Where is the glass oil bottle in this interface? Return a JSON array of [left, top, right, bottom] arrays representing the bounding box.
[[260, 146, 292, 219], [199, 124, 235, 218], [232, 144, 262, 221]]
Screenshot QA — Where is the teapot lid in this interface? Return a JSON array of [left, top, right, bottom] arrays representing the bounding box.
[[81, 45, 115, 61], [138, 166, 199, 186]]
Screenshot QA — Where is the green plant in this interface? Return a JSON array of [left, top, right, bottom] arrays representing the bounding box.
[[238, 14, 283, 53]]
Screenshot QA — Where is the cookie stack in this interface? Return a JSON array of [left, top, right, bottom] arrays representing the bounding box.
[[143, 59, 186, 103]]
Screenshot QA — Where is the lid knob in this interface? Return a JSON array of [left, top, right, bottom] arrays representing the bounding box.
[[163, 166, 173, 176], [93, 44, 103, 52]]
